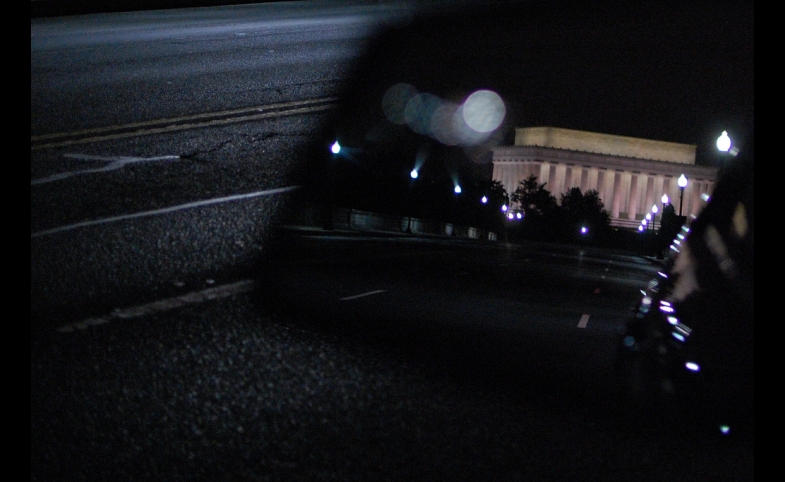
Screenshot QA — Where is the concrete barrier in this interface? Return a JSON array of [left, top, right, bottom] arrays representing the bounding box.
[[287, 204, 496, 241]]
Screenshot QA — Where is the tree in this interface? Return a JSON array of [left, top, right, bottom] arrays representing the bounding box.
[[479, 180, 509, 210], [511, 175, 558, 218], [559, 187, 611, 238]]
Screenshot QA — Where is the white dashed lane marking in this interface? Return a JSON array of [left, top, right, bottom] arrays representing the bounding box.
[[577, 314, 590, 328], [56, 280, 256, 333], [341, 290, 387, 301]]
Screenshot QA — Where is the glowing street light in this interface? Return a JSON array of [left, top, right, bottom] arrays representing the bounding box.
[[406, 168, 418, 233], [481, 196, 488, 204], [324, 140, 344, 230], [651, 204, 659, 232], [677, 174, 688, 216], [501, 204, 508, 212], [661, 194, 669, 205], [454, 185, 462, 194], [716, 131, 731, 152], [716, 130, 740, 156]]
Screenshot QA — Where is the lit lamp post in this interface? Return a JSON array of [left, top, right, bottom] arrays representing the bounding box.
[[324, 140, 341, 230], [677, 174, 688, 216], [651, 204, 659, 232], [451, 184, 462, 236], [406, 168, 418, 233], [717, 130, 732, 153]]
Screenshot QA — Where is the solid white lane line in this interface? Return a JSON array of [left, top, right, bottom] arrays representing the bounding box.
[[32, 154, 180, 185], [577, 314, 590, 328], [31, 185, 299, 238], [56, 279, 256, 332], [340, 290, 387, 301]]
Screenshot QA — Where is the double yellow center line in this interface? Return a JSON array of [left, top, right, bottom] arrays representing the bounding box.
[[31, 96, 339, 151]]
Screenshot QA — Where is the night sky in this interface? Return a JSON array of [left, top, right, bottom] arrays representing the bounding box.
[[335, 0, 754, 168]]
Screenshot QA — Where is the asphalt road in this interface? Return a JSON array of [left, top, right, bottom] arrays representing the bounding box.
[[31, 2, 411, 323], [32, 232, 754, 481]]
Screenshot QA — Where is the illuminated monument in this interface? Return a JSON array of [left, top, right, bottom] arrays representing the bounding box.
[[492, 127, 718, 229]]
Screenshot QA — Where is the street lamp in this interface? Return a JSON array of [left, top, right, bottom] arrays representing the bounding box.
[[717, 130, 739, 157], [651, 204, 659, 231], [406, 168, 420, 233], [661, 194, 669, 205], [716, 131, 731, 152], [481, 195, 488, 204], [677, 174, 688, 216], [324, 140, 342, 230]]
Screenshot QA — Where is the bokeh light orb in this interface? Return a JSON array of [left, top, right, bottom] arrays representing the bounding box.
[[462, 90, 506, 133], [405, 93, 442, 135], [382, 83, 418, 125]]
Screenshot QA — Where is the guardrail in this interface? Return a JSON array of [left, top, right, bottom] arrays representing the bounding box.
[[286, 204, 497, 241]]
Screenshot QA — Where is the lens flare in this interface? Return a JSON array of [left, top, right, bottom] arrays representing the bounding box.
[[382, 83, 418, 125], [462, 90, 506, 133]]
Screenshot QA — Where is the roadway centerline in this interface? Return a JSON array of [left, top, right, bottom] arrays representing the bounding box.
[[56, 279, 257, 333], [30, 185, 299, 238], [341, 290, 387, 301], [31, 97, 338, 150], [577, 314, 590, 328]]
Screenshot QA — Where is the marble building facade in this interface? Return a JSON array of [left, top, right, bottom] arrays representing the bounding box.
[[492, 127, 718, 229]]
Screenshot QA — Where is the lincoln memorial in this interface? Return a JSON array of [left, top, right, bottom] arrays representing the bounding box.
[[492, 127, 718, 229]]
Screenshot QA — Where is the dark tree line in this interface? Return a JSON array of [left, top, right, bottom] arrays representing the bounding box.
[[509, 174, 611, 242]]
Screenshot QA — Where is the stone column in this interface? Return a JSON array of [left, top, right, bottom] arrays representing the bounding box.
[[517, 162, 525, 189], [644, 175, 655, 218], [627, 174, 640, 220], [548, 164, 558, 191], [611, 171, 623, 219], [651, 175, 664, 214], [580, 167, 589, 192], [596, 169, 607, 205], [525, 162, 535, 180], [588, 168, 599, 193], [689, 181, 703, 218], [563, 166, 573, 193], [662, 177, 671, 205]]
